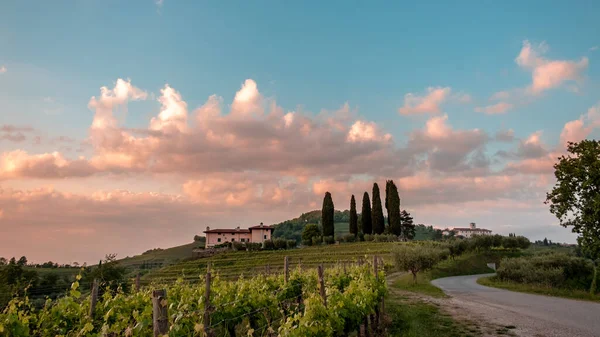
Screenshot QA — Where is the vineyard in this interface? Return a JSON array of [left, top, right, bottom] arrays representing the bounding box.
[[0, 259, 386, 337], [143, 242, 402, 283]]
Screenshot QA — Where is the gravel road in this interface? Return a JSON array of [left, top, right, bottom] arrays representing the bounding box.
[[431, 274, 600, 337]]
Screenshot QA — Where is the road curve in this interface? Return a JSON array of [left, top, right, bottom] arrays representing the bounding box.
[[432, 274, 600, 337]]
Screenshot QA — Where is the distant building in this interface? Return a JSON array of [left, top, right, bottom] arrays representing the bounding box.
[[203, 222, 273, 248], [443, 223, 492, 238]]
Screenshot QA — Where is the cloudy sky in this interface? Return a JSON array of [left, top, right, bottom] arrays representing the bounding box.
[[1, 1, 599, 264]]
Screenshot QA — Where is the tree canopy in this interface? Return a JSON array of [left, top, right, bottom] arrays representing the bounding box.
[[372, 183, 385, 234], [400, 210, 415, 240], [321, 192, 335, 237], [349, 195, 358, 236], [546, 140, 600, 260], [361, 192, 372, 234], [385, 180, 402, 236]]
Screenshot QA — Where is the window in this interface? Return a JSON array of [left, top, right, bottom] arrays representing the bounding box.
[[217, 233, 221, 235], [241, 238, 245, 242], [217, 238, 221, 243], [264, 235, 267, 239], [231, 238, 235, 242]]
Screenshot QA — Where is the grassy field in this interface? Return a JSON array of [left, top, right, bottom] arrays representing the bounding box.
[[117, 241, 204, 269], [142, 241, 401, 283], [477, 276, 600, 303]]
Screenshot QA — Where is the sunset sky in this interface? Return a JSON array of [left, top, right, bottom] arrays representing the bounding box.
[[1, 1, 599, 264]]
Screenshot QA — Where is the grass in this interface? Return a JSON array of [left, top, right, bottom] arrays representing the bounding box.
[[392, 273, 447, 298], [118, 241, 204, 269], [477, 276, 600, 303], [386, 293, 481, 337]]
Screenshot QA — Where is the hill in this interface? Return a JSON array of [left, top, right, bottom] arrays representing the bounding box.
[[272, 209, 351, 242], [116, 238, 205, 271]]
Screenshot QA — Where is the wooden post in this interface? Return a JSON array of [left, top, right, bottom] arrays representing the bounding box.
[[373, 256, 378, 280], [135, 273, 140, 292], [284, 256, 289, 284], [317, 265, 327, 307], [89, 279, 98, 318], [152, 289, 168, 336], [204, 273, 211, 335], [363, 316, 370, 337]]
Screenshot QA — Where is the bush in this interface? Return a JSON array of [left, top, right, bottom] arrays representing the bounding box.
[[312, 236, 323, 246], [364, 234, 374, 242], [263, 239, 275, 250], [302, 224, 321, 244], [246, 242, 262, 251], [193, 235, 204, 242], [286, 240, 297, 249], [358, 232, 365, 242], [497, 253, 597, 291], [232, 241, 245, 251], [301, 239, 312, 246], [323, 236, 335, 245], [341, 234, 356, 243]]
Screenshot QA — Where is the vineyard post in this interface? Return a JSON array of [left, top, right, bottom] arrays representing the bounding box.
[[135, 273, 140, 292], [204, 272, 212, 336], [284, 256, 289, 284], [152, 289, 169, 336], [89, 279, 98, 318], [317, 264, 327, 307], [373, 256, 378, 280]]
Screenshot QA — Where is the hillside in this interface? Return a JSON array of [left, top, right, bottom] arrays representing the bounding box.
[[117, 238, 205, 271], [272, 209, 351, 242]]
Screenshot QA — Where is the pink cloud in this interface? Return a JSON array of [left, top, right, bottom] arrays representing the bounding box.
[[0, 65, 6, 74], [474, 102, 513, 114], [0, 150, 96, 179], [398, 87, 451, 115], [347, 120, 392, 143], [559, 104, 600, 148]]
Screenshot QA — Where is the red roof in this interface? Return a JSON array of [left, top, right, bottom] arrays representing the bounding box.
[[203, 229, 251, 234]]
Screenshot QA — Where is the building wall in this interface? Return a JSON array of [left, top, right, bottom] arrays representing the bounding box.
[[206, 232, 252, 247], [455, 230, 492, 238], [251, 228, 272, 245]]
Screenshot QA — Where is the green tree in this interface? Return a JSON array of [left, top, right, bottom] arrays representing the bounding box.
[[321, 192, 335, 238], [361, 192, 372, 234], [393, 245, 445, 283], [546, 140, 600, 260], [372, 183, 385, 234], [400, 210, 415, 240], [302, 224, 321, 245], [385, 180, 402, 236], [349, 195, 358, 236], [17, 256, 27, 267]]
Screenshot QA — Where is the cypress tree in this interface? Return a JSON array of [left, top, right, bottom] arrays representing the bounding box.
[[349, 195, 358, 236], [386, 180, 402, 236], [322, 192, 335, 237], [361, 192, 372, 234], [400, 210, 415, 240], [372, 183, 385, 234]]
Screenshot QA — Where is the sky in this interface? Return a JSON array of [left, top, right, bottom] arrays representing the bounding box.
[[1, 1, 599, 264]]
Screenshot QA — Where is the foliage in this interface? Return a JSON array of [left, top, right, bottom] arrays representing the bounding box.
[[546, 140, 600, 260], [393, 245, 447, 282], [311, 236, 323, 246], [413, 225, 443, 241], [496, 253, 599, 292], [272, 210, 351, 243], [371, 183, 385, 235], [301, 224, 321, 246], [399, 210, 415, 240], [0, 264, 386, 337], [274, 238, 289, 250], [323, 236, 335, 245], [361, 192, 372, 234], [193, 235, 204, 242], [385, 180, 402, 236], [340, 234, 356, 243], [349, 195, 358, 236], [263, 239, 276, 250], [321, 192, 335, 238]]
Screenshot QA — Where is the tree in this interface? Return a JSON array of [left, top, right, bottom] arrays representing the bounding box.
[[321, 192, 335, 238], [17, 256, 27, 267], [400, 210, 415, 240], [546, 140, 600, 260], [302, 224, 321, 245], [0, 257, 6, 266], [372, 183, 385, 234], [543, 237, 549, 246], [361, 192, 372, 234], [349, 195, 358, 236], [393, 245, 444, 282], [385, 180, 402, 236]]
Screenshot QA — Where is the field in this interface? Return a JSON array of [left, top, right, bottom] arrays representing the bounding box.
[[116, 241, 205, 270], [142, 241, 401, 283]]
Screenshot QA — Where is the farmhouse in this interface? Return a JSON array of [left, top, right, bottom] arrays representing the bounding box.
[[443, 222, 492, 238], [204, 222, 273, 248]]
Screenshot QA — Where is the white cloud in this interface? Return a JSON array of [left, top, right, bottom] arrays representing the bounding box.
[[398, 87, 451, 115]]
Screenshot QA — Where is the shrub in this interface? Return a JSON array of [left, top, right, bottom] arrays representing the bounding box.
[[273, 238, 288, 250], [323, 236, 335, 245], [263, 239, 275, 250], [364, 234, 374, 242], [193, 235, 204, 242], [232, 241, 245, 251], [246, 242, 262, 251], [357, 232, 365, 242], [301, 239, 312, 246], [286, 240, 297, 249], [302, 224, 321, 244], [341, 234, 356, 243], [312, 236, 323, 246]]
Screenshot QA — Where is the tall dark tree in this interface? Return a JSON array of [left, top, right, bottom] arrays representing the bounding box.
[[361, 192, 372, 234], [372, 183, 385, 234], [546, 140, 600, 260], [385, 180, 402, 236], [349, 195, 358, 236], [400, 210, 415, 240], [321, 192, 335, 238]]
